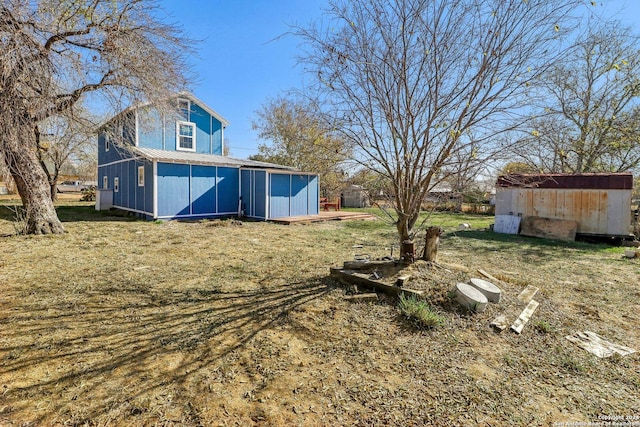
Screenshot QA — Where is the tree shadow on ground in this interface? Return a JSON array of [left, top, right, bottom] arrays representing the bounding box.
[[0, 276, 333, 425], [0, 203, 142, 226], [441, 230, 613, 263]]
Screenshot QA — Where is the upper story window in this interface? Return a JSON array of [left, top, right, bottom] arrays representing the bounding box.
[[176, 121, 196, 152], [178, 98, 190, 121], [105, 135, 110, 151]]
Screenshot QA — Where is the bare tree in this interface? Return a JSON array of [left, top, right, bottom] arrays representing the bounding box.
[[437, 139, 496, 209], [295, 0, 581, 246], [37, 109, 97, 201], [511, 25, 640, 173], [0, 0, 193, 234], [0, 156, 16, 194], [252, 95, 350, 197]]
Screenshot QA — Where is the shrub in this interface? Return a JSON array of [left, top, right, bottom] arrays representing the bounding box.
[[80, 186, 96, 201], [535, 320, 552, 334], [398, 294, 445, 329]]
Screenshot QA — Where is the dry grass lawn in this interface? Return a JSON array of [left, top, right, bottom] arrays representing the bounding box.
[[0, 199, 639, 426]]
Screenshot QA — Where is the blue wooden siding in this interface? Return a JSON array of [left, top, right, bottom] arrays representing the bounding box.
[[122, 112, 136, 146], [99, 159, 152, 216], [144, 162, 154, 214], [122, 161, 130, 208], [212, 120, 223, 155], [134, 160, 145, 213], [99, 158, 319, 220], [137, 108, 165, 150], [254, 171, 267, 218], [269, 174, 291, 218], [191, 103, 211, 155], [191, 165, 217, 215], [307, 175, 319, 215], [134, 100, 223, 155], [241, 170, 267, 219], [217, 167, 239, 213], [155, 163, 239, 219], [268, 173, 319, 218], [291, 174, 309, 216], [240, 170, 251, 215], [112, 163, 122, 207], [98, 131, 132, 165], [157, 163, 190, 217]]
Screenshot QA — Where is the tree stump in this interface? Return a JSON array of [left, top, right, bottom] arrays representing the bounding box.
[[422, 226, 443, 262], [401, 240, 415, 264]]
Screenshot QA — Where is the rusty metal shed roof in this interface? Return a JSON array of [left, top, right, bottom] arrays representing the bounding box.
[[496, 173, 633, 190]]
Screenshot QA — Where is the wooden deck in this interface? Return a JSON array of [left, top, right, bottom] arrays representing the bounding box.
[[270, 211, 377, 224]]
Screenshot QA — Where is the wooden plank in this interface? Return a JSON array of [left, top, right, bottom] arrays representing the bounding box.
[[270, 211, 376, 224], [343, 260, 396, 270], [556, 189, 567, 220], [520, 216, 578, 241], [517, 285, 539, 303], [566, 331, 636, 358], [344, 293, 378, 303], [510, 300, 539, 334], [597, 190, 608, 235], [395, 275, 411, 287], [330, 268, 423, 298], [477, 269, 504, 285]]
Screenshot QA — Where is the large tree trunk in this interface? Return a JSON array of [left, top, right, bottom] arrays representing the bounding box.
[[396, 211, 418, 263], [1, 125, 64, 235]]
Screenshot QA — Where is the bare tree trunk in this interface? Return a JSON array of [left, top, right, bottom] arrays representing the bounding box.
[[423, 226, 443, 262], [37, 155, 58, 202], [2, 127, 64, 234], [34, 126, 58, 202]]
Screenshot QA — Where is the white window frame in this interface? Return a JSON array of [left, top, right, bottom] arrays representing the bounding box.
[[176, 121, 196, 152], [137, 166, 145, 187], [105, 135, 110, 152], [114, 177, 119, 193], [178, 98, 191, 121], [103, 176, 108, 189]]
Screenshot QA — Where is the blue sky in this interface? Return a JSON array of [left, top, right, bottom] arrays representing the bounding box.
[[159, 0, 640, 159], [158, 0, 327, 158]]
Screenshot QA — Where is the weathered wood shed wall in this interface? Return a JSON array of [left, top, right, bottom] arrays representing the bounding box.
[[342, 185, 370, 208], [495, 173, 633, 237]]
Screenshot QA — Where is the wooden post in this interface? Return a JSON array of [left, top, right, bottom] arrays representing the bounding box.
[[423, 226, 443, 262]]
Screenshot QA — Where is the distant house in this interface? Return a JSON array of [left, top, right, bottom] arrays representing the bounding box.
[[96, 92, 319, 220]]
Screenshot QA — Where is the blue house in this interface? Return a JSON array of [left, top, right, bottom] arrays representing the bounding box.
[[96, 92, 319, 220]]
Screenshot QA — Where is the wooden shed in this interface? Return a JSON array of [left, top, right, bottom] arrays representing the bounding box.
[[341, 184, 370, 208], [495, 173, 634, 237], [240, 169, 319, 220]]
